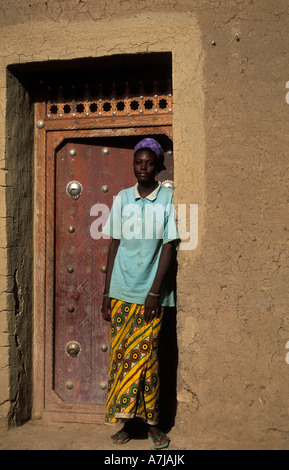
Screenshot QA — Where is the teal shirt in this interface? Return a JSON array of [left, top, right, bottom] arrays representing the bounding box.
[[102, 182, 179, 306]]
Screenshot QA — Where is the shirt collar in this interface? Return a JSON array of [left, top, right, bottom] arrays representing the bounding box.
[[134, 181, 162, 201]]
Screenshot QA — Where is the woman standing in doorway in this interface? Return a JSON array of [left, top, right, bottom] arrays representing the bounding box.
[[101, 138, 179, 449]]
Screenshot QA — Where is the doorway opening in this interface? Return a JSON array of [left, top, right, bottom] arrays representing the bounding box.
[[7, 52, 177, 426]]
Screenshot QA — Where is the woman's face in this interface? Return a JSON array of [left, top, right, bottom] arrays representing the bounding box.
[[133, 149, 158, 185]]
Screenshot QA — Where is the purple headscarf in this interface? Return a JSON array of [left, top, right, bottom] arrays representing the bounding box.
[[133, 138, 166, 172]]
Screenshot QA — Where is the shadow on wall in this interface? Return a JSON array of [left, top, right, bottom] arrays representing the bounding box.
[[158, 254, 178, 432], [6, 69, 34, 427], [158, 306, 178, 432]]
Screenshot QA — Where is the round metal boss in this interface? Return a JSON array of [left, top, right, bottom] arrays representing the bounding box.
[[37, 120, 45, 129], [66, 181, 83, 199], [69, 149, 77, 157], [66, 381, 74, 390], [65, 341, 81, 358]]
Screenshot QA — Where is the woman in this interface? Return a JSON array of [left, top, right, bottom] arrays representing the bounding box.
[[101, 138, 179, 449]]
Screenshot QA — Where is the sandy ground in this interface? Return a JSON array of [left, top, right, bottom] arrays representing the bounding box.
[[0, 420, 201, 451], [1, 419, 289, 451]]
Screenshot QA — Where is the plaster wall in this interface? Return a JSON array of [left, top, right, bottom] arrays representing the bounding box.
[[0, 0, 288, 447]]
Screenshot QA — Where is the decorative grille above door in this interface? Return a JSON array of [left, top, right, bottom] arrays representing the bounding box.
[[45, 79, 173, 120]]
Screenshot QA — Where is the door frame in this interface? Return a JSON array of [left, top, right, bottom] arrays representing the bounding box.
[[33, 102, 173, 422]]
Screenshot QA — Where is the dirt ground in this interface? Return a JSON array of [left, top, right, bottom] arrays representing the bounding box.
[[0, 420, 200, 451], [1, 419, 289, 451]]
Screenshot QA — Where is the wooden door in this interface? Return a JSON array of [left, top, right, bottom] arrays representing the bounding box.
[[33, 67, 173, 422], [34, 77, 174, 422], [54, 139, 135, 404], [51, 134, 173, 410]]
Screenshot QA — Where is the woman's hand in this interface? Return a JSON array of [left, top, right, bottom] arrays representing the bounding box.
[[143, 242, 175, 324], [144, 294, 160, 324], [101, 296, 112, 322]]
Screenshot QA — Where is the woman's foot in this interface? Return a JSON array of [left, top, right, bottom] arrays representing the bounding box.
[[111, 428, 131, 444], [147, 426, 170, 449], [111, 420, 133, 445]]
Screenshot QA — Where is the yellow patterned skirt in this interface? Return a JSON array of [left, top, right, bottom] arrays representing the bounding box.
[[105, 298, 163, 426]]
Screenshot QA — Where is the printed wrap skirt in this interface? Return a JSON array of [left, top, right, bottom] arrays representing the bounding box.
[[105, 298, 163, 426]]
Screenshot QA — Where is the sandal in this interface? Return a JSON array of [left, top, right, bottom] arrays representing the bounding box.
[[111, 430, 131, 445], [148, 432, 170, 449]]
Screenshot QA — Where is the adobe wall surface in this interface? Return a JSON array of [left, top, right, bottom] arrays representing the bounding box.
[[177, 1, 289, 444], [0, 0, 289, 447]]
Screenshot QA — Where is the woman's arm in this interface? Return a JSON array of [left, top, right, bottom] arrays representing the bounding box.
[[144, 241, 175, 324], [101, 238, 120, 322]]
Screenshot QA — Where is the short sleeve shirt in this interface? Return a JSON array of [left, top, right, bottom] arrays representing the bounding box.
[[102, 182, 179, 306]]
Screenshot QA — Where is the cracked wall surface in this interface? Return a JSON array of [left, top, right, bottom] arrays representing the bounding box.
[[0, 0, 289, 446]]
